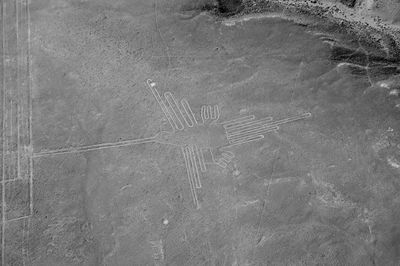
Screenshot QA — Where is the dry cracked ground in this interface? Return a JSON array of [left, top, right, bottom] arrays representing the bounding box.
[[2, 0, 400, 265]]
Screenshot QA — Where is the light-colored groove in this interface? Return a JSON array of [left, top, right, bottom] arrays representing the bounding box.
[[194, 145, 206, 173], [200, 105, 206, 123], [204, 106, 209, 120], [225, 116, 273, 133], [207, 105, 212, 120], [180, 98, 197, 126], [210, 106, 216, 120], [3, 215, 30, 224], [228, 125, 279, 140], [226, 135, 265, 147], [33, 136, 157, 157], [213, 105, 220, 121], [229, 133, 267, 144], [27, 0, 33, 218], [1, 0, 6, 264], [182, 147, 199, 209], [164, 92, 184, 131], [146, 79, 175, 130], [1, 177, 25, 184], [16, 0, 20, 180], [188, 145, 201, 188], [263, 113, 311, 128], [227, 122, 274, 138], [198, 147, 207, 172], [228, 127, 278, 143]]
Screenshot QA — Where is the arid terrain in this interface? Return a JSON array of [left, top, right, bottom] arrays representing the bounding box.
[[1, 0, 400, 265]]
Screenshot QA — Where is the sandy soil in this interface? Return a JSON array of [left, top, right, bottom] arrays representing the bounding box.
[[1, 0, 400, 265]]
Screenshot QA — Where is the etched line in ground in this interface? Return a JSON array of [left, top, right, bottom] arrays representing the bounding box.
[[32, 79, 312, 211], [33, 136, 157, 157], [182, 146, 199, 209], [180, 98, 197, 127]]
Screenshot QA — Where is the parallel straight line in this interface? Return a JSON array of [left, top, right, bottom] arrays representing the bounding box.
[[196, 146, 206, 173], [33, 136, 157, 157], [188, 145, 201, 189], [227, 123, 273, 138], [182, 147, 199, 209], [16, 0, 20, 180], [228, 127, 278, 143], [180, 98, 196, 127], [228, 126, 279, 140], [164, 92, 184, 130], [27, 0, 33, 216], [226, 135, 264, 148], [2, 0, 7, 264], [225, 116, 273, 133], [146, 79, 176, 131]]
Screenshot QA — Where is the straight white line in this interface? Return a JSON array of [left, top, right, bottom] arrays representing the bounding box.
[[194, 145, 206, 173], [211, 106, 215, 120], [227, 123, 274, 138], [26, 217, 30, 265], [264, 113, 311, 128], [200, 105, 205, 124], [164, 92, 187, 126], [228, 125, 279, 140], [146, 79, 175, 131], [2, 0, 7, 263], [180, 98, 196, 127], [181, 147, 199, 209], [229, 134, 264, 144], [22, 215, 26, 266], [225, 116, 273, 133], [27, 0, 33, 217], [2, 214, 30, 224], [213, 105, 220, 121], [189, 145, 201, 189], [16, 0, 20, 180], [10, 99, 14, 179], [164, 92, 184, 130], [228, 127, 278, 143], [204, 105, 209, 120], [221, 115, 255, 128], [225, 135, 265, 148], [186, 146, 197, 188], [227, 125, 266, 139], [33, 136, 157, 157], [1, 177, 25, 184], [179, 99, 193, 127], [207, 105, 212, 120]]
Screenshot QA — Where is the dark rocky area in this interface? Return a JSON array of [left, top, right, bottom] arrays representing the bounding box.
[[217, 0, 245, 14], [340, 0, 357, 8], [221, 0, 400, 61]]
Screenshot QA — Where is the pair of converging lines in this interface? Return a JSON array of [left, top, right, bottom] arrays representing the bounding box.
[[222, 112, 312, 147], [181, 144, 206, 209]]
